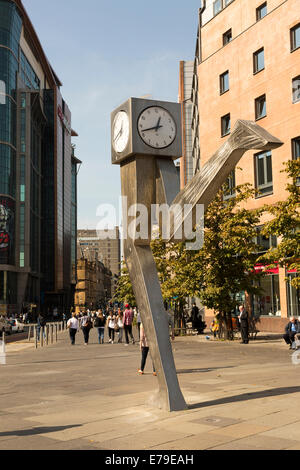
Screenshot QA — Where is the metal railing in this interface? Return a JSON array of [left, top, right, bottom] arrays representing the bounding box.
[[27, 321, 67, 349]]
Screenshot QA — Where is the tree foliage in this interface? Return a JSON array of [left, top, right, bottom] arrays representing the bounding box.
[[114, 262, 136, 306], [259, 159, 300, 289]]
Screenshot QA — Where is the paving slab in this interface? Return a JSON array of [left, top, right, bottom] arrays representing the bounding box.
[[1, 330, 300, 450]]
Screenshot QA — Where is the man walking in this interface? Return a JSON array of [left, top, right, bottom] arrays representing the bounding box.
[[238, 305, 249, 344], [123, 304, 135, 345]]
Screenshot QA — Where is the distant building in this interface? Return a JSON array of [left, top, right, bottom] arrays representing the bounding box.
[[77, 228, 121, 298], [0, 0, 81, 317], [74, 258, 111, 313]]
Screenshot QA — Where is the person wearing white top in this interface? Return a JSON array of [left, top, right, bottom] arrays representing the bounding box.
[[107, 312, 116, 344], [67, 313, 79, 345]]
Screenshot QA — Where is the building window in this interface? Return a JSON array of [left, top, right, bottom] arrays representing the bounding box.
[[292, 137, 300, 185], [221, 113, 231, 137], [223, 29, 232, 45], [213, 0, 222, 16], [292, 137, 300, 160], [292, 76, 300, 103], [223, 169, 236, 200], [220, 71, 229, 94], [287, 274, 300, 317], [253, 48, 265, 74], [255, 151, 273, 196], [255, 94, 267, 120], [255, 225, 277, 253], [291, 23, 300, 52], [253, 274, 281, 316], [256, 2, 267, 21]]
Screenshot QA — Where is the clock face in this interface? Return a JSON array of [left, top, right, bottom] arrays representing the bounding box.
[[137, 106, 177, 149], [112, 111, 130, 153]]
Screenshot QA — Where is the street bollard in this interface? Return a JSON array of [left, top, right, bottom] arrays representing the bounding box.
[[35, 326, 38, 349], [51, 324, 53, 344], [28, 325, 32, 342], [40, 327, 44, 347], [55, 324, 58, 342], [0, 332, 6, 365]]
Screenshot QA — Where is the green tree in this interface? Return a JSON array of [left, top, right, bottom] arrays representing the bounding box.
[[151, 238, 189, 328], [195, 182, 263, 339], [259, 159, 300, 289], [114, 262, 136, 306]]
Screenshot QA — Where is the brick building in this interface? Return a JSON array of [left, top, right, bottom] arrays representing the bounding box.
[[184, 0, 299, 332]]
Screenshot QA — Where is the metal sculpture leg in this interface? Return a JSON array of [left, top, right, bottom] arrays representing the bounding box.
[[119, 120, 283, 412], [121, 156, 187, 411]]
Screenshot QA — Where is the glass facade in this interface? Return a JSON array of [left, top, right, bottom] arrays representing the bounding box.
[[41, 89, 55, 293], [0, 0, 79, 315]]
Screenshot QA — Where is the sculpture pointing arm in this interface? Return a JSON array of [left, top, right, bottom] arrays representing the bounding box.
[[167, 120, 283, 243]]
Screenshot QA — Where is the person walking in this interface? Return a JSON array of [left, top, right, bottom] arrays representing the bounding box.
[[80, 313, 93, 345], [67, 312, 79, 345], [137, 310, 141, 340], [36, 313, 46, 342], [116, 309, 124, 343], [123, 304, 135, 346], [107, 311, 116, 344], [93, 310, 106, 344], [238, 305, 249, 344], [138, 323, 156, 376]]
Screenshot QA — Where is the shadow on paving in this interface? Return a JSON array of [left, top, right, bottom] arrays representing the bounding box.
[[0, 425, 82, 437], [189, 386, 300, 410], [177, 366, 234, 375]]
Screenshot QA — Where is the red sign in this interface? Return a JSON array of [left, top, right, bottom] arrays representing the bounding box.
[[254, 264, 279, 274]]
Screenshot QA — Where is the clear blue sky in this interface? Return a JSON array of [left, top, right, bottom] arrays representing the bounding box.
[[22, 0, 200, 229]]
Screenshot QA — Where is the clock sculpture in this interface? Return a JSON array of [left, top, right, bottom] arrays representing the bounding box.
[[111, 97, 283, 412]]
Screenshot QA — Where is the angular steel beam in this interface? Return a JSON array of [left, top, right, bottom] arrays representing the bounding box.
[[119, 121, 283, 412]]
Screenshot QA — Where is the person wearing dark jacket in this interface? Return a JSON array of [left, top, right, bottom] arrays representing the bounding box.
[[283, 317, 300, 349], [238, 305, 249, 344]]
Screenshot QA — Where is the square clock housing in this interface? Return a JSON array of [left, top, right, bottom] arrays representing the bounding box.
[[111, 97, 182, 165]]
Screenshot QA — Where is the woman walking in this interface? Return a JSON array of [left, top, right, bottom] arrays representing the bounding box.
[[107, 311, 116, 344], [138, 323, 156, 376], [67, 312, 79, 345], [94, 310, 106, 344], [80, 313, 93, 345], [116, 308, 124, 343]]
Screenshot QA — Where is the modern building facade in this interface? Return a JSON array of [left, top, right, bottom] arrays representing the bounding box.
[[0, 0, 80, 316], [187, 0, 299, 331]]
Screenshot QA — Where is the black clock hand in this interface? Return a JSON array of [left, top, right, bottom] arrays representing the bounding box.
[[142, 124, 163, 132], [114, 125, 123, 141], [155, 117, 161, 132]]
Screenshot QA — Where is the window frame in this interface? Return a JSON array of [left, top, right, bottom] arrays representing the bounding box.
[[254, 150, 273, 198], [292, 137, 300, 160], [221, 113, 231, 137], [290, 23, 300, 52], [256, 2, 267, 21], [292, 76, 300, 104], [223, 28, 232, 46], [220, 70, 230, 95], [253, 47, 265, 74], [255, 94, 267, 120]]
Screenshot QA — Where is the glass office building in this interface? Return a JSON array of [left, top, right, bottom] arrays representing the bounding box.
[[0, 0, 80, 317]]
